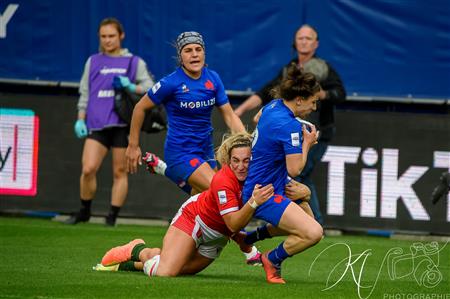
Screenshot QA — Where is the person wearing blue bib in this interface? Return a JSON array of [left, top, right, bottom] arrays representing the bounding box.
[[242, 65, 323, 284]]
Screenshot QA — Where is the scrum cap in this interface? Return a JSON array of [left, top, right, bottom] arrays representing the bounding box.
[[176, 31, 205, 54]]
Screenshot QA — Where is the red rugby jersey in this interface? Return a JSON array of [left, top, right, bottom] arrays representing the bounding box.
[[196, 164, 243, 236]]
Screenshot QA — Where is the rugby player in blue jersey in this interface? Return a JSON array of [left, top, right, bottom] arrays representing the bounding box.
[[125, 32, 261, 265], [127, 31, 244, 194], [242, 64, 323, 284]]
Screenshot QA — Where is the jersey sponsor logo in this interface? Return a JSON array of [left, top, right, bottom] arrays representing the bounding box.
[[99, 67, 127, 75], [218, 190, 227, 204], [97, 89, 115, 98], [204, 80, 215, 90], [291, 132, 300, 146], [180, 97, 215, 109], [152, 82, 161, 94]]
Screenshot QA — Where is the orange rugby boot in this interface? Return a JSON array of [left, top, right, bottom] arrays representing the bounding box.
[[101, 239, 145, 266], [261, 252, 286, 284]]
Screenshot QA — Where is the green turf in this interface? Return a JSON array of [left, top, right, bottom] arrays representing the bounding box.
[[0, 217, 448, 299]]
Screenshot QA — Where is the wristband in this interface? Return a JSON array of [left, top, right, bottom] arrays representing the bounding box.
[[249, 198, 259, 209]]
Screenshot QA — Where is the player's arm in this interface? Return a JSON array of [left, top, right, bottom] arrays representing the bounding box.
[[218, 103, 246, 133], [235, 67, 283, 117], [252, 108, 263, 124], [234, 94, 263, 117], [285, 124, 318, 177], [285, 180, 313, 217], [285, 180, 310, 202], [222, 184, 274, 233], [134, 58, 155, 94], [126, 94, 156, 173]]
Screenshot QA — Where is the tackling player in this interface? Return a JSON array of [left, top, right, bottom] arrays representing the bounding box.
[[97, 133, 273, 276]]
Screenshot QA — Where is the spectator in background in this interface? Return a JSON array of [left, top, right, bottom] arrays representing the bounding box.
[[66, 17, 154, 226], [235, 24, 346, 226]]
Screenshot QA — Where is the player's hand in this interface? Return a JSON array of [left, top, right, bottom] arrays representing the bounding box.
[[302, 123, 319, 146], [285, 180, 311, 201], [251, 184, 274, 206], [125, 145, 142, 174], [74, 119, 88, 139]]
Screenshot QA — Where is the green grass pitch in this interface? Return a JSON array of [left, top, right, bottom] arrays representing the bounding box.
[[0, 217, 448, 299]]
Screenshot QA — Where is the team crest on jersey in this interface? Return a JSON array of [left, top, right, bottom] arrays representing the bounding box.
[[291, 132, 300, 146], [218, 190, 227, 204], [274, 194, 284, 204], [204, 80, 214, 90], [181, 84, 189, 93], [189, 158, 201, 167]]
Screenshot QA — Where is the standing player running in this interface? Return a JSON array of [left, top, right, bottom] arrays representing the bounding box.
[[242, 65, 323, 284], [126, 31, 244, 194]]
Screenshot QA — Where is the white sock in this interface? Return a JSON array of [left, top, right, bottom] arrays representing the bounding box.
[[143, 255, 160, 276], [155, 159, 167, 176], [243, 246, 259, 260]]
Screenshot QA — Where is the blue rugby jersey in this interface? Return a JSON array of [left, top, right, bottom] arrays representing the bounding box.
[[242, 99, 304, 201], [147, 67, 229, 163]]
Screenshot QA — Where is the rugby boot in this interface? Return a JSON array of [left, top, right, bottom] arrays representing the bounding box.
[[93, 263, 120, 271], [101, 239, 145, 266], [246, 252, 262, 266], [64, 209, 90, 225], [261, 252, 286, 284], [232, 231, 263, 266], [105, 214, 117, 227], [143, 152, 166, 175]]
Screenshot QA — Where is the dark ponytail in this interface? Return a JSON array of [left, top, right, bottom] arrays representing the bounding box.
[[271, 63, 321, 101]]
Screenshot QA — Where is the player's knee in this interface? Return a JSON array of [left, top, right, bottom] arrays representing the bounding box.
[[156, 268, 179, 277], [81, 165, 97, 177], [113, 165, 127, 179], [304, 223, 323, 245]]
